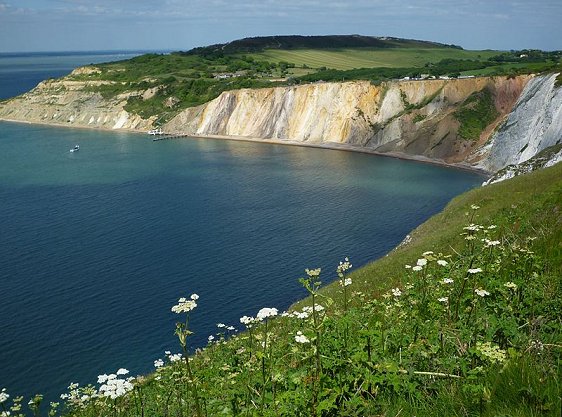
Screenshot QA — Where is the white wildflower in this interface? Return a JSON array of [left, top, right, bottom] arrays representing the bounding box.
[[487, 225, 497, 229], [486, 240, 501, 247], [217, 323, 226, 328], [504, 282, 517, 290], [190, 294, 199, 300], [475, 288, 490, 297], [405, 264, 412, 269], [171, 295, 198, 314], [468, 268, 482, 274], [294, 331, 310, 344], [208, 335, 215, 342], [437, 260, 448, 266], [116, 368, 129, 375], [168, 353, 182, 362], [438, 297, 448, 303], [416, 258, 427, 267], [442, 278, 454, 284], [340, 277, 352, 287], [227, 326, 235, 331], [412, 265, 423, 272], [154, 359, 164, 368], [256, 307, 278, 321], [240, 316, 256, 326], [391, 288, 402, 297], [97, 374, 109, 384], [336, 258, 352, 275], [305, 268, 321, 277], [471, 204, 480, 210], [0, 388, 9, 404], [423, 251, 434, 256]]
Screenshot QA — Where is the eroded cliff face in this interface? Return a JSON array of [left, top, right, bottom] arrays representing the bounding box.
[[164, 76, 530, 166], [0, 68, 155, 131], [476, 74, 562, 172]]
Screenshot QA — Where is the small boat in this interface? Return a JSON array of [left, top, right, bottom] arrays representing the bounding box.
[[148, 128, 164, 136], [70, 145, 80, 152]]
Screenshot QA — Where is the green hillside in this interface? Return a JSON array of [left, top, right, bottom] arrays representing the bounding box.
[[8, 157, 558, 417], [63, 35, 560, 123]]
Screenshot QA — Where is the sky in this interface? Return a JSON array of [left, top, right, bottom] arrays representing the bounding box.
[[0, 0, 560, 53]]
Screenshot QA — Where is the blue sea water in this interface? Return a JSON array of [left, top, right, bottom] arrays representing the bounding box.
[[0, 53, 485, 406]]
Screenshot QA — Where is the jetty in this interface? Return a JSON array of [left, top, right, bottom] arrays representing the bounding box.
[[151, 133, 191, 142]]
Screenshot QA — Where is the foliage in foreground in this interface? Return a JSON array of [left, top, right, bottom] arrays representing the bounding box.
[[1, 164, 561, 417]]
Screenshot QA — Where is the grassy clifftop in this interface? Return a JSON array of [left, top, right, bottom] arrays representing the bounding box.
[[61, 36, 561, 124], [5, 161, 558, 416]]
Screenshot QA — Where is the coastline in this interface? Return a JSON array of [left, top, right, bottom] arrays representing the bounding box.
[[0, 117, 491, 176]]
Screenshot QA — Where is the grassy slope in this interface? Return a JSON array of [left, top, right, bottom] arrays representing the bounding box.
[[320, 161, 562, 304], [248, 48, 499, 71]]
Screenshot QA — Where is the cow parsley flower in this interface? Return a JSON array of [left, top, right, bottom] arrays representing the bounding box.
[[240, 315, 256, 326], [416, 258, 427, 267], [294, 331, 310, 344], [442, 278, 454, 284], [504, 282, 517, 290], [217, 323, 225, 328], [340, 277, 352, 287], [412, 265, 423, 272], [437, 260, 448, 266], [154, 359, 164, 368], [171, 296, 198, 314], [116, 368, 129, 375], [391, 288, 402, 297], [305, 268, 321, 277], [438, 297, 448, 303], [208, 335, 215, 342], [475, 288, 490, 297], [468, 268, 482, 274], [256, 307, 278, 321], [0, 388, 9, 404], [471, 204, 480, 210]]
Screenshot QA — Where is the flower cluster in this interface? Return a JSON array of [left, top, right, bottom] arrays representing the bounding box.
[[0, 388, 8, 404], [98, 369, 134, 400], [294, 331, 310, 344], [256, 307, 278, 321], [475, 288, 490, 297], [336, 258, 352, 276], [475, 342, 506, 363], [171, 294, 199, 314]]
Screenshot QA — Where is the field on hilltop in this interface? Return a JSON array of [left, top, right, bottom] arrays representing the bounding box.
[[245, 48, 500, 71]]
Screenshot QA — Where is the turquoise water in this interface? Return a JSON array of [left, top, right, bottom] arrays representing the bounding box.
[[0, 51, 485, 405], [0, 121, 484, 403]]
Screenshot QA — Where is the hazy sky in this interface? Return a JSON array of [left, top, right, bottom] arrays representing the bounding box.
[[0, 0, 560, 52]]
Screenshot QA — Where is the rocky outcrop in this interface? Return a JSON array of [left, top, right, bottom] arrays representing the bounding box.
[[483, 143, 562, 185], [0, 67, 155, 131]]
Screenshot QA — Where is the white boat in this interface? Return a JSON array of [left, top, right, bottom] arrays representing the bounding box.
[[69, 145, 80, 152], [148, 128, 164, 135]]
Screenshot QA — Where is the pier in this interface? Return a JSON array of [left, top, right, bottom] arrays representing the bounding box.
[[151, 133, 190, 142]]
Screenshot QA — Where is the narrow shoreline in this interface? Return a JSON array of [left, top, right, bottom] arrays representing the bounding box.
[[0, 117, 490, 176]]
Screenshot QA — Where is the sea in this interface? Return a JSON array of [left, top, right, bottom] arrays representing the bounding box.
[[0, 51, 485, 406]]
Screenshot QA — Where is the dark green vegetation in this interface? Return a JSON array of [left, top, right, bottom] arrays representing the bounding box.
[[454, 89, 500, 140], [65, 36, 562, 124], [5, 154, 558, 417]]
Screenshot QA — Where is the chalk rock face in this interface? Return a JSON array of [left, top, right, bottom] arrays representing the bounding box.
[[478, 73, 562, 172], [0, 67, 155, 131]]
